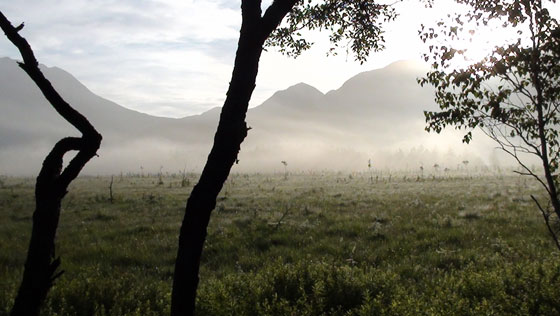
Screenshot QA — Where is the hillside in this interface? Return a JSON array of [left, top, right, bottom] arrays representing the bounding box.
[[0, 58, 493, 174]]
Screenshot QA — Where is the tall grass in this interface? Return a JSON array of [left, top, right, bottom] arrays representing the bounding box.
[[1, 172, 558, 315]]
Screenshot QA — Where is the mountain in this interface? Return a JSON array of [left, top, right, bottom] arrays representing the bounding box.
[[0, 58, 495, 175]]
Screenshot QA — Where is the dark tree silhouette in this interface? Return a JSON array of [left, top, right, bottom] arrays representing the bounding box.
[[171, 0, 401, 314], [0, 12, 102, 316], [171, 2, 299, 314]]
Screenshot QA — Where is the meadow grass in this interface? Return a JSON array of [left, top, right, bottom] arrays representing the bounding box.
[[1, 172, 559, 315]]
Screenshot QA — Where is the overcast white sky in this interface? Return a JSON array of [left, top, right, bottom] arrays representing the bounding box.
[[0, 0, 558, 118]]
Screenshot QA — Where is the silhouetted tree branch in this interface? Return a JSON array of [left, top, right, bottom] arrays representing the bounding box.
[[0, 11, 102, 316]]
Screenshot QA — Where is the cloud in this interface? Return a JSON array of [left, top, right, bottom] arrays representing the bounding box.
[[5, 0, 552, 118], [0, 0, 241, 117], [0, 0, 437, 118]]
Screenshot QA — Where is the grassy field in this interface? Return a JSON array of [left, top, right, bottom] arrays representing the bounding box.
[[1, 172, 560, 315]]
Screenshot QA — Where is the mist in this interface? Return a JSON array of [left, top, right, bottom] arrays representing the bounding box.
[[0, 58, 524, 176]]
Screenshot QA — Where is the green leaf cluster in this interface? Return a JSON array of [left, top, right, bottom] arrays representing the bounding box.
[[419, 0, 560, 210], [265, 0, 401, 63]]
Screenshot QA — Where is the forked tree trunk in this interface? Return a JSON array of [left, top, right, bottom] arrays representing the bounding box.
[[171, 0, 297, 315], [0, 12, 102, 316], [11, 138, 101, 316]]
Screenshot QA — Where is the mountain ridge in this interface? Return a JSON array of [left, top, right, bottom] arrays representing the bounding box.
[[0, 58, 493, 174]]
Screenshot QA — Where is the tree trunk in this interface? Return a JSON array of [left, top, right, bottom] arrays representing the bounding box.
[[10, 139, 100, 316], [171, 17, 263, 316], [0, 12, 102, 316], [170, 0, 297, 314], [529, 25, 560, 218]]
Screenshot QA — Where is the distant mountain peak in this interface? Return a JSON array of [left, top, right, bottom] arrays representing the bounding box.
[[288, 82, 322, 92], [383, 59, 428, 71], [331, 59, 429, 94], [2, 56, 472, 174], [1, 56, 57, 71], [278, 82, 324, 97]]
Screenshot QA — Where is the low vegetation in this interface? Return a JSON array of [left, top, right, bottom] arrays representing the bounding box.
[[1, 172, 559, 315]]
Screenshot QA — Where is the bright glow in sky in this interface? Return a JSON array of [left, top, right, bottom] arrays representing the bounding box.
[[0, 0, 557, 118]]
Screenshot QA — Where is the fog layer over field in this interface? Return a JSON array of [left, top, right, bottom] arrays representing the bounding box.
[[0, 57, 515, 175]]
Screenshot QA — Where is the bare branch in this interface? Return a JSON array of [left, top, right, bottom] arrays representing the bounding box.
[[532, 194, 560, 250], [261, 0, 300, 38], [0, 11, 100, 139]]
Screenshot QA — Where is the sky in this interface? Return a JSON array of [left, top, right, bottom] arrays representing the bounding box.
[[0, 0, 558, 118]]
